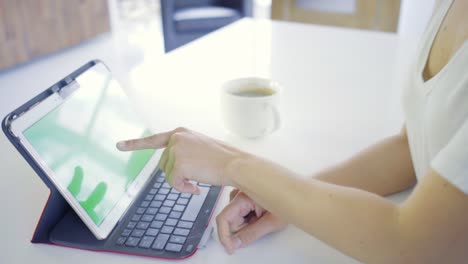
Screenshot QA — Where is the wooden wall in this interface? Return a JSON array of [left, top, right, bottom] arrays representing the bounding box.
[[272, 0, 401, 33], [0, 0, 110, 71]]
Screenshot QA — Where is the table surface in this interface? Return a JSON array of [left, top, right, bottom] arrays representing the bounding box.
[[0, 18, 416, 263]]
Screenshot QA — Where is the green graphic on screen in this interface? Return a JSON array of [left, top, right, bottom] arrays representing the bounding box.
[[23, 64, 155, 226]]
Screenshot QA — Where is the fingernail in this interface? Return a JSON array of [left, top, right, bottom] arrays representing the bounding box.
[[233, 237, 242, 249], [116, 141, 125, 150]]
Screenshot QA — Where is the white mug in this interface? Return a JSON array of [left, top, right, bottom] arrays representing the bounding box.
[[221, 77, 281, 138]]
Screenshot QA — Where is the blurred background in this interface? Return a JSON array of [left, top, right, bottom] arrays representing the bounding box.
[[0, 0, 440, 72]]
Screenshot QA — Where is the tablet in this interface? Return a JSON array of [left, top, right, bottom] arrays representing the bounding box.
[[8, 61, 159, 239]]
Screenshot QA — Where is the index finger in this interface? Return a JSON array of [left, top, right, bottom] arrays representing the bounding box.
[[216, 198, 246, 254], [217, 211, 235, 254], [116, 130, 174, 151]]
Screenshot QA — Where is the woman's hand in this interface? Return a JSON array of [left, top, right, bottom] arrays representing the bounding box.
[[217, 189, 287, 254], [117, 127, 243, 193]]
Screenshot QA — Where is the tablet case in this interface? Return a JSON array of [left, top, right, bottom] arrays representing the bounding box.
[[2, 60, 97, 244], [2, 60, 222, 259]]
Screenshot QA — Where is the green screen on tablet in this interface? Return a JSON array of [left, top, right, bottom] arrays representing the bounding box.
[[23, 65, 155, 226]]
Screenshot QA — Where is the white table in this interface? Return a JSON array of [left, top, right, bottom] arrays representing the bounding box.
[[0, 18, 414, 263]]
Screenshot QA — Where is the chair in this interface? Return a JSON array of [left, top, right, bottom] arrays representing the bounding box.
[[160, 0, 252, 52]]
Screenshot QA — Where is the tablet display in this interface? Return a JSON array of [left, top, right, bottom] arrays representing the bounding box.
[[10, 62, 159, 239]]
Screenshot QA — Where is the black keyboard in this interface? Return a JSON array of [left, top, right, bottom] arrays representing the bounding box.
[[114, 172, 211, 253]]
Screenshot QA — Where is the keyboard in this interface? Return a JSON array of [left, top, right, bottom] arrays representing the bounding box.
[[113, 172, 211, 254]]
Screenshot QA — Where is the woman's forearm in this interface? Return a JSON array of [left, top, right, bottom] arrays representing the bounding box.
[[226, 156, 402, 263], [314, 133, 416, 196], [224, 131, 418, 262]]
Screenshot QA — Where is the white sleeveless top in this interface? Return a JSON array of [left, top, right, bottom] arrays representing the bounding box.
[[402, 0, 468, 194]]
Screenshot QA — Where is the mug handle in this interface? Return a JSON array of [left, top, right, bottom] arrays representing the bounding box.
[[264, 103, 281, 136]]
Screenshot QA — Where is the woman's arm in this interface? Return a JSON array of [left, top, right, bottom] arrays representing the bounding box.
[[314, 128, 417, 196], [214, 129, 417, 252], [226, 154, 468, 263]]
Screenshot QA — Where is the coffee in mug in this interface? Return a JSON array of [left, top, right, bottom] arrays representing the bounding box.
[[231, 87, 276, 97]]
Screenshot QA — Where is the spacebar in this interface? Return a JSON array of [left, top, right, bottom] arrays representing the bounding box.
[[181, 187, 210, 222]]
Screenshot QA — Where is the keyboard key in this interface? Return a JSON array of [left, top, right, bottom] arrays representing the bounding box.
[[140, 201, 150, 208], [165, 218, 178, 226], [131, 214, 142, 222], [153, 182, 162, 188], [163, 200, 175, 207], [121, 229, 132, 236], [159, 188, 170, 195], [150, 201, 162, 208], [146, 207, 158, 215], [152, 234, 170, 250], [156, 177, 165, 183], [165, 243, 183, 252], [162, 183, 171, 189], [170, 189, 181, 194], [180, 193, 191, 199], [141, 214, 154, 222], [161, 226, 174, 234], [159, 206, 171, 214], [150, 220, 164, 229], [139, 236, 155, 249], [125, 237, 140, 247], [169, 211, 182, 219], [154, 194, 166, 201], [176, 198, 189, 205], [173, 228, 190, 236], [149, 188, 158, 194], [116, 236, 126, 245], [181, 187, 209, 221], [155, 213, 168, 221], [146, 228, 159, 237], [167, 194, 178, 200], [136, 207, 146, 214], [177, 221, 193, 229], [136, 222, 150, 230], [127, 221, 137, 229], [144, 194, 154, 201], [131, 229, 145, 238], [173, 205, 185, 212], [169, 235, 186, 244]]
